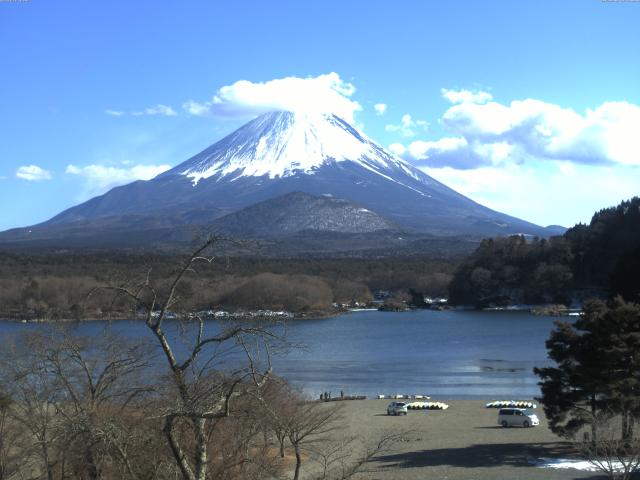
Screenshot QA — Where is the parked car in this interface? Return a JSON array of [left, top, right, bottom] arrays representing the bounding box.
[[387, 401, 408, 416], [498, 408, 539, 427]]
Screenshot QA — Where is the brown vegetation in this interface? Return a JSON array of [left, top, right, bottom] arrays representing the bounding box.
[[0, 251, 457, 320], [0, 239, 399, 479]]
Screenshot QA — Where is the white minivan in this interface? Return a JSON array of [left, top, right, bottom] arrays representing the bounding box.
[[387, 401, 408, 416], [497, 408, 539, 427]]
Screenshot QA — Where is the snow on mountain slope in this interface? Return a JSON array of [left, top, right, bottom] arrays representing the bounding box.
[[166, 111, 426, 190], [3, 109, 556, 248]]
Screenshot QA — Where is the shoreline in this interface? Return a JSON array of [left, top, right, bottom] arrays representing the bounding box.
[[0, 308, 344, 324], [0, 303, 576, 324]]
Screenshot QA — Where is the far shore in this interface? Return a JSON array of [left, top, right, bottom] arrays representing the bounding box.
[[0, 302, 584, 325], [0, 309, 340, 324]]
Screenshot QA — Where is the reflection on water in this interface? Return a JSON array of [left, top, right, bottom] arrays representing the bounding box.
[[272, 309, 556, 399], [0, 309, 558, 399]]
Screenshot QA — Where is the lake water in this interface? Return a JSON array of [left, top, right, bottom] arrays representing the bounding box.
[[0, 309, 560, 400]]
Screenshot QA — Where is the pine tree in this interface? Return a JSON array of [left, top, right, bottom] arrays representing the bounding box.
[[534, 298, 640, 442]]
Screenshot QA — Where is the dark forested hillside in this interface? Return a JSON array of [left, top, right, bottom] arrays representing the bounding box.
[[448, 236, 574, 306], [448, 197, 640, 306], [565, 198, 640, 287]]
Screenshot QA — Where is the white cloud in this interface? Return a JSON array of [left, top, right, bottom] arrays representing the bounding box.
[[182, 72, 362, 123], [385, 114, 429, 137], [400, 136, 499, 169], [106, 105, 177, 117], [374, 103, 387, 115], [388, 143, 406, 156], [395, 92, 640, 170], [423, 162, 640, 227], [442, 99, 640, 166], [66, 163, 172, 196], [441, 88, 493, 105], [557, 161, 576, 176], [16, 165, 52, 181], [183, 100, 211, 117], [388, 89, 640, 226], [131, 104, 177, 117]]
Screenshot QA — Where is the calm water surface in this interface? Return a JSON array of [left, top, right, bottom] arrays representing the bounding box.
[[0, 309, 559, 399]]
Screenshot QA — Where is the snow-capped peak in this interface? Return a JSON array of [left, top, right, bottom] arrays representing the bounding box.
[[170, 111, 425, 185]]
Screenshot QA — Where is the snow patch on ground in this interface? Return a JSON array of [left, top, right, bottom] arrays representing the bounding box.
[[533, 457, 627, 472]]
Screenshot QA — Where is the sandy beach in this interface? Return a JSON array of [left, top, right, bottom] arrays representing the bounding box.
[[315, 399, 604, 480]]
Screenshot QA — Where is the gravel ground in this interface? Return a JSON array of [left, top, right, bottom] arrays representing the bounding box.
[[320, 399, 606, 480]]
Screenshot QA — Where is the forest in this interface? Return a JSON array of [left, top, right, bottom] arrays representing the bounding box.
[[0, 251, 457, 320], [448, 197, 640, 306]]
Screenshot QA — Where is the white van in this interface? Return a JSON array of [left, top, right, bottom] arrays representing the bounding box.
[[497, 408, 539, 427], [387, 401, 408, 415]]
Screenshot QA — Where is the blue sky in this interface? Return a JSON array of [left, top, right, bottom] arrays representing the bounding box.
[[1, 0, 639, 231]]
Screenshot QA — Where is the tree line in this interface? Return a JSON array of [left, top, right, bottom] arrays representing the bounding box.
[[0, 252, 457, 320], [448, 197, 640, 306]]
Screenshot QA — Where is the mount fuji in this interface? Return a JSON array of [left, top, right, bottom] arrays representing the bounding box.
[[0, 111, 562, 251]]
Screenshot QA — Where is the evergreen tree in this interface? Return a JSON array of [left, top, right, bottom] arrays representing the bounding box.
[[448, 197, 640, 306], [610, 246, 640, 302], [535, 298, 640, 441]]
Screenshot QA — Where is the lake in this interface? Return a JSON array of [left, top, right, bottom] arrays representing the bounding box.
[[0, 309, 560, 400]]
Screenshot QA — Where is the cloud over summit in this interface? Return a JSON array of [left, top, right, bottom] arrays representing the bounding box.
[[182, 73, 362, 123]]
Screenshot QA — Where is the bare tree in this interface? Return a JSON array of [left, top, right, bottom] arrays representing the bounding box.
[[307, 431, 404, 480], [258, 377, 404, 480], [202, 396, 284, 480], [578, 411, 640, 480], [4, 237, 402, 480], [0, 392, 27, 480], [1, 336, 67, 480], [261, 394, 343, 480], [98, 237, 284, 480], [44, 333, 153, 480], [283, 399, 343, 480], [258, 377, 299, 459], [0, 328, 157, 480]]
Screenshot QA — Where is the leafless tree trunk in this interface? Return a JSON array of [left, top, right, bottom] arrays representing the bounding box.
[[0, 345, 63, 480], [258, 376, 403, 480], [307, 432, 404, 480], [0, 393, 28, 480], [578, 410, 640, 480], [1, 328, 156, 480], [98, 237, 283, 480], [0, 238, 291, 479], [284, 400, 343, 480]]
